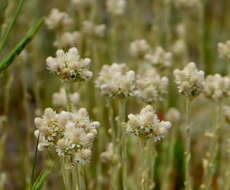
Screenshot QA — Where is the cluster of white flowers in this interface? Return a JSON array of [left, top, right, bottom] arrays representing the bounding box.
[[126, 105, 171, 140], [218, 41, 230, 61], [145, 46, 173, 69], [46, 47, 93, 82], [174, 62, 205, 97], [165, 108, 181, 124], [129, 39, 150, 59], [106, 0, 126, 15], [95, 63, 136, 98], [71, 0, 94, 8], [100, 143, 117, 163], [82, 21, 106, 37], [45, 8, 72, 30], [203, 74, 230, 101], [54, 31, 81, 48], [135, 67, 168, 103], [52, 87, 80, 108], [34, 108, 100, 165], [0, 116, 6, 128], [223, 106, 230, 124]]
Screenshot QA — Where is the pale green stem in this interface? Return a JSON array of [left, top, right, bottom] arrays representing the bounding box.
[[184, 98, 192, 190], [200, 103, 222, 190], [77, 165, 86, 190], [61, 158, 72, 190], [118, 99, 127, 190]]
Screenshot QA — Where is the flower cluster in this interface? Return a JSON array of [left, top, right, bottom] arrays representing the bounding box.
[[46, 47, 93, 82], [126, 105, 171, 140], [174, 62, 205, 97], [52, 87, 80, 108], [129, 39, 150, 59], [174, 0, 201, 9], [82, 21, 106, 37], [165, 108, 181, 124], [54, 31, 81, 48], [34, 108, 100, 165], [95, 63, 136, 98], [145, 46, 172, 70], [71, 0, 94, 8], [203, 74, 230, 101], [218, 41, 230, 61], [106, 0, 126, 15], [100, 143, 118, 164], [223, 106, 230, 124], [135, 67, 168, 103], [45, 8, 72, 30]]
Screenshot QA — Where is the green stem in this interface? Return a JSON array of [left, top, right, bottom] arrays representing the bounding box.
[[118, 99, 127, 190], [184, 98, 192, 190], [200, 103, 222, 190]]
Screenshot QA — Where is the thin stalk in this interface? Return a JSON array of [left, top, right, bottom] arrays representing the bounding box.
[[64, 82, 73, 112], [61, 158, 71, 190], [184, 98, 192, 190], [0, 0, 24, 53], [200, 103, 222, 190], [118, 99, 127, 190], [149, 139, 156, 190], [77, 165, 86, 190]]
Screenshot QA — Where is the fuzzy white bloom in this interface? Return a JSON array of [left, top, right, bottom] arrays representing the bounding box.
[[100, 143, 118, 163], [223, 106, 230, 124], [71, 0, 94, 8], [165, 108, 181, 124], [45, 8, 72, 30], [0, 116, 6, 128], [52, 87, 80, 108], [46, 47, 93, 82], [218, 41, 230, 61], [126, 105, 171, 140], [95, 63, 136, 98], [145, 46, 173, 69], [82, 21, 106, 37], [171, 39, 187, 56], [136, 67, 168, 103], [106, 0, 126, 15], [174, 0, 201, 9], [34, 108, 100, 165], [54, 31, 81, 48], [129, 39, 150, 59], [174, 62, 205, 96], [203, 74, 230, 101]]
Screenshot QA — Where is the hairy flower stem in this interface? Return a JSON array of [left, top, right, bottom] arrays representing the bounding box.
[[184, 98, 192, 190], [64, 82, 73, 112], [118, 99, 127, 190], [200, 103, 222, 190], [141, 139, 155, 190]]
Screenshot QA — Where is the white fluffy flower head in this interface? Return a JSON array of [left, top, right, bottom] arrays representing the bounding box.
[[52, 87, 80, 108], [34, 108, 100, 165], [203, 74, 230, 101], [174, 62, 205, 97], [54, 31, 81, 48], [126, 105, 171, 140], [136, 67, 168, 103], [107, 0, 126, 15], [223, 106, 230, 124], [129, 39, 150, 59], [95, 63, 136, 98], [46, 47, 93, 82], [145, 46, 172, 69], [82, 21, 106, 38], [218, 41, 230, 62], [45, 8, 72, 30]]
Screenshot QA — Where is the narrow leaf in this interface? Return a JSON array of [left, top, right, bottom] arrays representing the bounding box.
[[32, 170, 49, 190], [0, 17, 44, 73]]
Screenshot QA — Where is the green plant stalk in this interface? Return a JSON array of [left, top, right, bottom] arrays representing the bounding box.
[[161, 127, 177, 190], [0, 0, 24, 53], [118, 99, 127, 190], [184, 98, 192, 190], [200, 103, 221, 190], [0, 17, 44, 73], [77, 165, 86, 190]]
